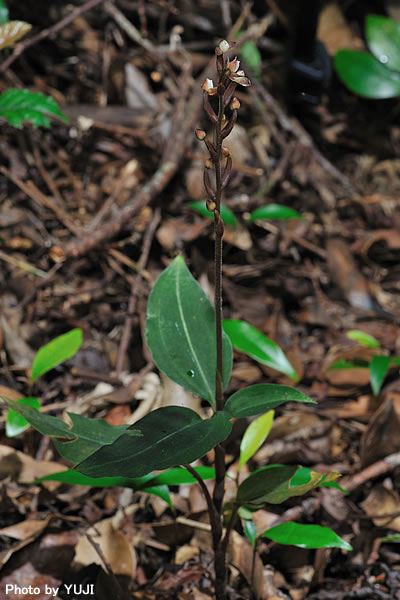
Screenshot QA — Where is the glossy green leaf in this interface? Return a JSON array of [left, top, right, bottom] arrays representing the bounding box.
[[370, 354, 390, 395], [346, 330, 380, 348], [6, 397, 40, 437], [2, 397, 130, 463], [240, 40, 262, 79], [247, 204, 302, 222], [0, 21, 31, 50], [188, 201, 237, 228], [239, 410, 274, 470], [335, 50, 400, 98], [31, 328, 83, 383], [223, 320, 298, 381], [263, 522, 352, 550], [141, 485, 172, 507], [146, 256, 233, 406], [244, 519, 258, 548], [0, 1, 9, 25], [236, 465, 298, 505], [75, 406, 232, 478], [366, 15, 400, 73], [225, 384, 315, 418], [35, 465, 215, 490], [0, 89, 69, 129], [236, 465, 340, 505]]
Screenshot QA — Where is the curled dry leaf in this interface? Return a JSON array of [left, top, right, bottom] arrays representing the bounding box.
[[360, 393, 400, 467]]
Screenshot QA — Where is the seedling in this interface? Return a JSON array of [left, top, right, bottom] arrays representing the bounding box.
[[3, 40, 351, 600], [0, 12, 68, 128], [330, 329, 400, 396], [335, 15, 400, 99], [5, 329, 83, 437]]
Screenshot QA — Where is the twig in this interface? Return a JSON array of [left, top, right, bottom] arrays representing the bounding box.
[[343, 451, 400, 493], [0, 0, 106, 73], [0, 249, 47, 277], [245, 63, 358, 195], [115, 208, 160, 376], [104, 1, 159, 57]]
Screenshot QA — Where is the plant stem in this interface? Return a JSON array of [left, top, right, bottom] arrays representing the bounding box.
[[212, 91, 227, 600]]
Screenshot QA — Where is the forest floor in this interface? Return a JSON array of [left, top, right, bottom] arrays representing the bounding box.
[[2, 1, 400, 599]]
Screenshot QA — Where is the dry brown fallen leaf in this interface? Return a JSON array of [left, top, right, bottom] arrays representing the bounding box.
[[360, 393, 400, 467], [361, 485, 400, 531], [0, 445, 66, 484], [74, 516, 136, 577]]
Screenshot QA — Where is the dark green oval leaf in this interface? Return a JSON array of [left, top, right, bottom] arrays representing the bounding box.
[[366, 15, 400, 73], [263, 522, 352, 550], [370, 354, 390, 395], [74, 406, 232, 478], [0, 89, 70, 129], [188, 201, 237, 228], [225, 384, 315, 418], [247, 204, 302, 222], [335, 49, 400, 98], [146, 256, 233, 406], [6, 397, 40, 437], [31, 328, 83, 383], [222, 320, 298, 381], [1, 397, 130, 463], [346, 329, 380, 348], [236, 465, 298, 504]]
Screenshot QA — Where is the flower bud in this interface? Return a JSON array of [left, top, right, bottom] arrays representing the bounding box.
[[230, 97, 240, 110], [195, 128, 206, 141], [215, 39, 230, 55], [204, 158, 213, 169], [207, 199, 216, 212], [222, 146, 230, 157]]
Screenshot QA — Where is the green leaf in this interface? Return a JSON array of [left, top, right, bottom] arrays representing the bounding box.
[[6, 397, 40, 437], [236, 465, 340, 505], [346, 330, 380, 348], [0, 1, 9, 25], [366, 15, 400, 73], [370, 355, 390, 395], [236, 465, 298, 505], [240, 40, 262, 79], [0, 21, 31, 50], [239, 410, 274, 470], [146, 466, 215, 487], [0, 89, 70, 129], [74, 406, 232, 478], [1, 397, 130, 463], [334, 50, 400, 98], [247, 204, 302, 222], [263, 522, 352, 550], [225, 384, 316, 418], [146, 256, 233, 406], [222, 320, 298, 381], [244, 519, 258, 548], [329, 358, 369, 370], [188, 201, 237, 228], [290, 466, 348, 494], [380, 533, 400, 543], [141, 485, 172, 508], [31, 328, 83, 383]]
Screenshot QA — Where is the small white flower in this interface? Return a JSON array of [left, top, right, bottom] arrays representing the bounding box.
[[202, 78, 217, 95], [218, 39, 230, 54]]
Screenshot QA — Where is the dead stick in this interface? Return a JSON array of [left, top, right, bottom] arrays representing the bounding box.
[[0, 0, 106, 73]]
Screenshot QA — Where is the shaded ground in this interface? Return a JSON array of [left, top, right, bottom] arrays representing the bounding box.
[[2, 1, 400, 599]]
